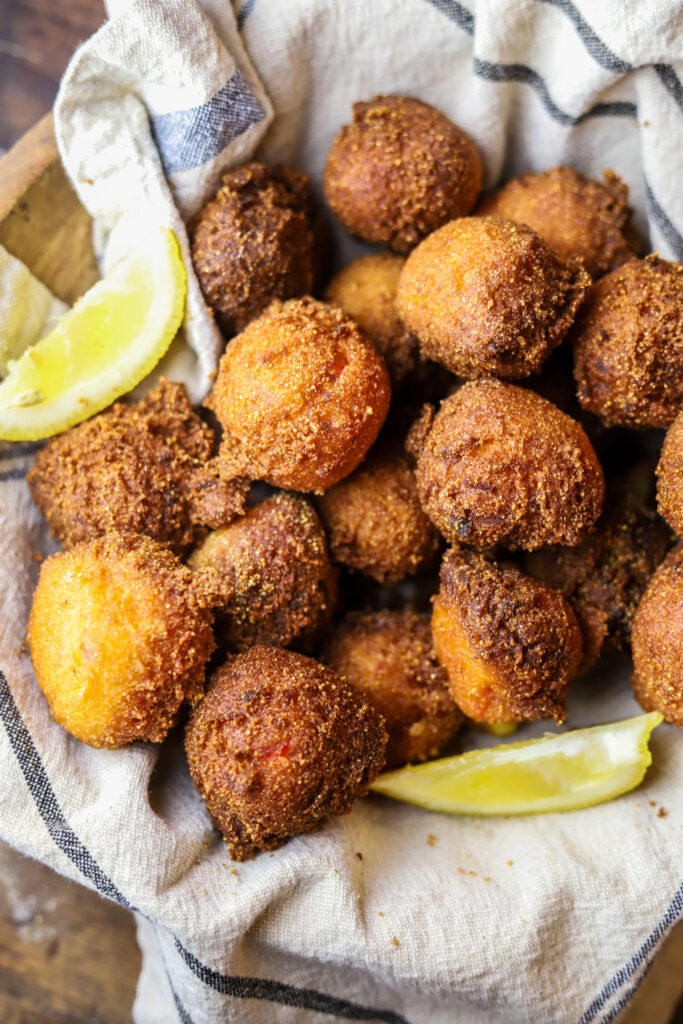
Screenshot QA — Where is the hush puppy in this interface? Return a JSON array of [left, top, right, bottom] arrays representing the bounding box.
[[317, 452, 439, 584], [324, 610, 461, 768], [479, 167, 634, 278], [525, 493, 671, 669], [188, 492, 336, 651], [409, 380, 604, 551], [27, 379, 248, 556], [208, 298, 391, 492], [324, 253, 418, 383], [396, 216, 589, 380], [572, 255, 683, 429], [323, 95, 482, 253], [632, 543, 683, 726], [657, 409, 683, 537], [185, 646, 387, 860], [28, 532, 218, 748], [190, 163, 315, 335], [432, 550, 583, 724]]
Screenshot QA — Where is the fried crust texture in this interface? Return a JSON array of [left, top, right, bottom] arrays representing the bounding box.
[[27, 379, 248, 555], [396, 216, 589, 380], [632, 543, 683, 726], [207, 298, 391, 492], [324, 609, 461, 768], [323, 95, 482, 253], [189, 492, 336, 652], [432, 550, 582, 724], [28, 531, 218, 748], [185, 646, 387, 860], [411, 379, 604, 551]]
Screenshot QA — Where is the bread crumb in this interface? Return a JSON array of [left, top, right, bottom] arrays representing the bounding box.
[[658, 807, 668, 818], [507, 860, 514, 867], [392, 937, 399, 947], [427, 834, 437, 846]]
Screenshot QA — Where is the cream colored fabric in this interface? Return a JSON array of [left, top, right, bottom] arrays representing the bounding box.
[[1, 1, 682, 1023]]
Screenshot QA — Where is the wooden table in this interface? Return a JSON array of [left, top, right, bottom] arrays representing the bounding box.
[[2, 4, 683, 1023]]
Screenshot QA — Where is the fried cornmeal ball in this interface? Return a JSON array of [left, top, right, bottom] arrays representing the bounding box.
[[324, 253, 417, 384], [324, 610, 461, 768], [632, 544, 683, 726], [207, 298, 391, 492], [525, 493, 671, 669], [317, 453, 439, 584], [188, 492, 336, 651], [478, 167, 635, 279], [323, 95, 482, 253], [28, 532, 219, 749], [572, 256, 683, 429], [657, 410, 683, 537], [408, 380, 604, 551], [190, 162, 315, 335], [185, 646, 387, 860], [432, 550, 583, 724], [27, 378, 248, 556], [396, 216, 589, 380]]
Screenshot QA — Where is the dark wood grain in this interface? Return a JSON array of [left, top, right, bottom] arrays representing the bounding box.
[[0, 841, 140, 1024], [0, 0, 105, 151]]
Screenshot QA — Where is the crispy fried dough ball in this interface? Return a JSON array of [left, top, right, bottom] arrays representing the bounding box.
[[324, 253, 417, 383], [432, 550, 582, 724], [190, 163, 315, 335], [317, 453, 439, 584], [324, 610, 461, 768], [185, 646, 387, 860], [656, 410, 683, 537], [572, 256, 683, 429], [323, 95, 482, 253], [409, 380, 604, 551], [28, 532, 218, 748], [208, 298, 391, 492], [525, 493, 671, 669], [479, 167, 635, 278], [632, 543, 683, 725], [188, 492, 336, 651], [27, 379, 248, 556], [396, 216, 589, 380]]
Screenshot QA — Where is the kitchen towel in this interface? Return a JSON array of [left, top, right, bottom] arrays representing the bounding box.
[[1, 1, 683, 1022]]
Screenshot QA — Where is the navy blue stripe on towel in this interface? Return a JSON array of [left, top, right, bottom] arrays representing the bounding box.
[[0, 667, 410, 1023], [151, 69, 266, 176]]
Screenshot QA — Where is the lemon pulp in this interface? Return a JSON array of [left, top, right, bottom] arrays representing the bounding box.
[[0, 227, 186, 440], [370, 713, 663, 815]]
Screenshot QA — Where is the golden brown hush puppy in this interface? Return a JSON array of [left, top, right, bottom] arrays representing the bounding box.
[[432, 550, 583, 724], [323, 95, 482, 253], [632, 543, 683, 726], [657, 410, 683, 537], [207, 298, 391, 493], [28, 532, 219, 749], [478, 167, 635, 278], [572, 255, 683, 429], [524, 493, 671, 670], [324, 253, 418, 384], [317, 453, 440, 584], [185, 646, 387, 860], [409, 380, 604, 551], [27, 379, 248, 556], [188, 492, 336, 652], [190, 163, 316, 335], [396, 216, 589, 380], [324, 610, 461, 768]]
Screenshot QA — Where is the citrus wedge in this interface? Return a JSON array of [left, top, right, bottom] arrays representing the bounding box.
[[370, 713, 663, 815], [0, 227, 186, 440]]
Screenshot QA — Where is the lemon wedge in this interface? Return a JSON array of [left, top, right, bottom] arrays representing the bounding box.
[[370, 713, 663, 815], [0, 227, 186, 440]]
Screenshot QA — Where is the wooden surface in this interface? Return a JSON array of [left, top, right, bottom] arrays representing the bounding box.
[[2, 4, 683, 1024]]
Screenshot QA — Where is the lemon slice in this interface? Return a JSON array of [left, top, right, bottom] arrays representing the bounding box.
[[0, 227, 186, 440], [370, 713, 663, 815]]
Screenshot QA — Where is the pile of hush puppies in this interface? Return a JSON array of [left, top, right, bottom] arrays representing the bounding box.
[[26, 95, 683, 861]]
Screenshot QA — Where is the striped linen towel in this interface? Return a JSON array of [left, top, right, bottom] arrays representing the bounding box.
[[1, 1, 682, 1022]]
